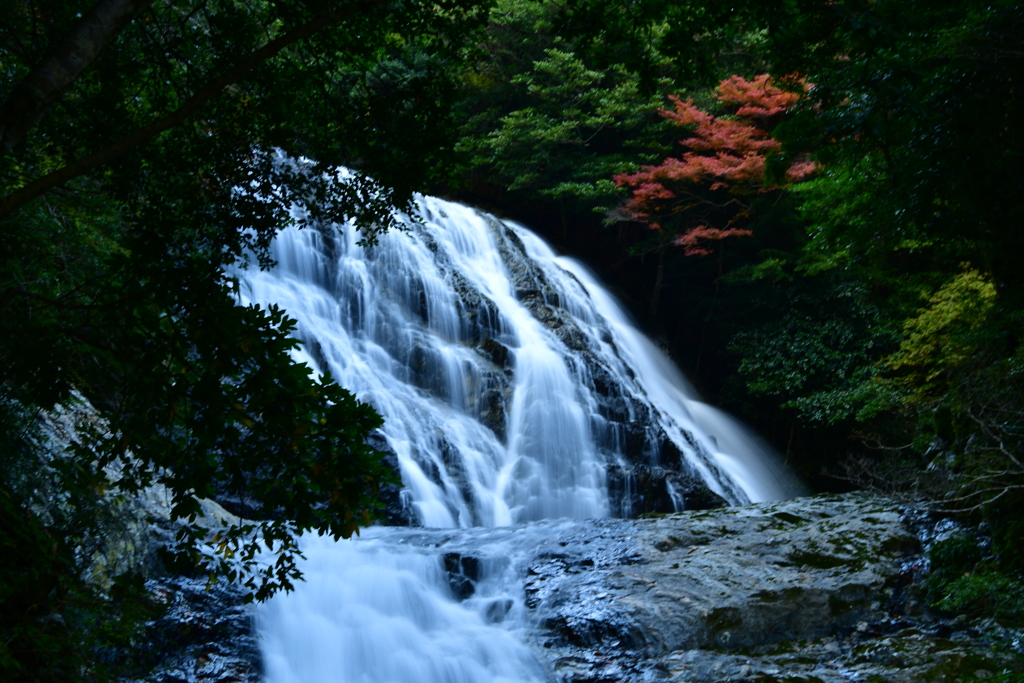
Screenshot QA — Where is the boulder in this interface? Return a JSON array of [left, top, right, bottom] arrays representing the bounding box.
[[519, 493, 1019, 682]]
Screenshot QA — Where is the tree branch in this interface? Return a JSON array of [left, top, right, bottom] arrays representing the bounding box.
[[0, 0, 389, 221], [0, 0, 155, 153]]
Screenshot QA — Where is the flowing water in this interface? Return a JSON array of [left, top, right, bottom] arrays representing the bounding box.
[[241, 192, 796, 682]]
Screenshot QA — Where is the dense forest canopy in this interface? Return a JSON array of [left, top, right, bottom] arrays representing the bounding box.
[[1, 0, 1023, 678]]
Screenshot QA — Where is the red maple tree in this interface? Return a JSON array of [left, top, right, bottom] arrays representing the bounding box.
[[614, 75, 814, 255]]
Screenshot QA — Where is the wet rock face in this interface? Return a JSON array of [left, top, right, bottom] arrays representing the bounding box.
[[517, 493, 1019, 682], [330, 209, 732, 522], [126, 577, 261, 683], [484, 218, 726, 513], [616, 495, 918, 652], [444, 552, 481, 600], [29, 397, 262, 682], [609, 464, 729, 517], [365, 430, 418, 527], [662, 624, 1019, 683]]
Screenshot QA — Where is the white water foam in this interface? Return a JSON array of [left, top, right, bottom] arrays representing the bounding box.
[[244, 190, 798, 682]]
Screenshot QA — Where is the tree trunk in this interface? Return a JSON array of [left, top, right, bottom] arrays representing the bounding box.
[[649, 246, 665, 318], [0, 0, 154, 153]]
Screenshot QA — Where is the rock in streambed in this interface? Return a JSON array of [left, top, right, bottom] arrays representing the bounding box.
[[525, 493, 1019, 682]]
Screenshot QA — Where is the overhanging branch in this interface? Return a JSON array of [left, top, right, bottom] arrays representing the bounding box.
[[0, 0, 389, 221], [0, 0, 155, 153]]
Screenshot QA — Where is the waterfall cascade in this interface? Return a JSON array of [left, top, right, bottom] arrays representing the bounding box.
[[242, 193, 797, 682]]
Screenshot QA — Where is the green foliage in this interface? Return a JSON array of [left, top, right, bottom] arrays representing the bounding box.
[[884, 268, 997, 396], [932, 571, 1024, 623], [1, 0, 489, 678], [772, 0, 1024, 293], [446, 0, 1024, 576], [728, 274, 897, 425], [461, 47, 666, 205], [965, 674, 1022, 683], [692, 1, 1024, 509], [559, 0, 772, 88], [317, 49, 466, 191], [923, 532, 1024, 626], [0, 398, 164, 682], [453, 0, 678, 215]]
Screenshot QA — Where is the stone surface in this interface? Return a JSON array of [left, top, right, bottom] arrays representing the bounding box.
[[358, 494, 1021, 682], [519, 493, 1022, 682], [126, 576, 261, 683], [487, 217, 727, 515], [32, 397, 1023, 682], [662, 623, 1019, 683], [30, 395, 261, 682]]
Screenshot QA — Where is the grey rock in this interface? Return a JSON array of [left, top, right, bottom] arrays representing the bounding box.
[[28, 396, 261, 682], [484, 216, 727, 513], [520, 493, 1015, 682], [366, 430, 418, 527], [662, 626, 1018, 683], [444, 552, 482, 600], [126, 576, 261, 683], [366, 211, 730, 517], [610, 464, 728, 517]]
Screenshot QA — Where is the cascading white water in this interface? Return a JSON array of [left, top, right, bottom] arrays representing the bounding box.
[[242, 190, 797, 682], [509, 229, 795, 505]]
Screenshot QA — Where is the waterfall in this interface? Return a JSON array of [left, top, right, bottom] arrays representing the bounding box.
[[241, 191, 796, 682]]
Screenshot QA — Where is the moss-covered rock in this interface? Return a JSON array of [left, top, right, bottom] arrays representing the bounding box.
[[524, 493, 1021, 682]]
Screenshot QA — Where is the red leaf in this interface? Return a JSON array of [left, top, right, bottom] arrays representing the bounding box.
[[614, 74, 816, 255]]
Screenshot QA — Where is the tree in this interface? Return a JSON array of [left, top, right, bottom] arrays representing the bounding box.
[[614, 74, 813, 256], [606, 74, 811, 315], [0, 0, 488, 678], [766, 0, 1024, 293], [714, 0, 1024, 585], [451, 0, 684, 238], [459, 47, 667, 212]]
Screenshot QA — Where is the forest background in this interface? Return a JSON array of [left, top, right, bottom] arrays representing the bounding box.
[[1, 0, 1022, 679]]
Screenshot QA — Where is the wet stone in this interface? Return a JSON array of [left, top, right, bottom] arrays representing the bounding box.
[[477, 386, 509, 442], [486, 598, 514, 623], [126, 577, 260, 683], [480, 337, 512, 370], [366, 430, 417, 527], [520, 493, 1015, 683], [444, 552, 480, 600]]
